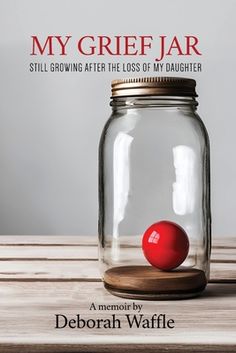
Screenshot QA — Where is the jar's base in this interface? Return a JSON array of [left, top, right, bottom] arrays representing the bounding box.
[[103, 265, 207, 300], [104, 284, 206, 300]]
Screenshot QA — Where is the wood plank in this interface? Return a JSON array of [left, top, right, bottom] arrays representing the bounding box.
[[0, 259, 235, 282], [0, 237, 234, 262], [1, 343, 236, 353], [0, 245, 98, 260], [0, 245, 234, 262], [0, 236, 234, 281], [211, 248, 236, 262], [0, 235, 234, 247], [210, 262, 236, 282], [0, 260, 100, 280], [0, 235, 96, 245], [0, 281, 235, 352]]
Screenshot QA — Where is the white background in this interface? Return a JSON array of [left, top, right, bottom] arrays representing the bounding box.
[[0, 0, 235, 236]]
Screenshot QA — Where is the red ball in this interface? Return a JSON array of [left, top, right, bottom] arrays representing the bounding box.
[[142, 220, 189, 271]]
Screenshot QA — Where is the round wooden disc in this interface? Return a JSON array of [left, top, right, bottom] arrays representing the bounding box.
[[104, 266, 207, 294]]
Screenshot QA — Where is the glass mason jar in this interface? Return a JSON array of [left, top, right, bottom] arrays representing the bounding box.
[[98, 77, 211, 300]]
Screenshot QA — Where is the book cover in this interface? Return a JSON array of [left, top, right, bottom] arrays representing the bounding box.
[[0, 0, 235, 352]]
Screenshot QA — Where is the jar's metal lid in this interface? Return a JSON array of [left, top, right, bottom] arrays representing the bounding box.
[[111, 76, 197, 97]]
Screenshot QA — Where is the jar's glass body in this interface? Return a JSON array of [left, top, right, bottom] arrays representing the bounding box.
[[99, 96, 211, 299]]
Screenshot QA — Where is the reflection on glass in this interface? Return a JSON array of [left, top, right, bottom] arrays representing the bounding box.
[[172, 145, 196, 215], [112, 132, 133, 260]]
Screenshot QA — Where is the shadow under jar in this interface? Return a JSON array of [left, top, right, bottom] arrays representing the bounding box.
[[98, 77, 211, 300]]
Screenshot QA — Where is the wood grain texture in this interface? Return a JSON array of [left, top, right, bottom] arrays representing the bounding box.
[[0, 235, 234, 246], [0, 236, 234, 282], [0, 245, 98, 260], [0, 235, 234, 352], [104, 266, 206, 293], [0, 282, 235, 350], [0, 259, 235, 281], [0, 260, 234, 282], [1, 343, 236, 353], [0, 244, 234, 262]]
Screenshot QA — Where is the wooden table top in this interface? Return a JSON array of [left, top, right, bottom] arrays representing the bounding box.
[[0, 235, 235, 353]]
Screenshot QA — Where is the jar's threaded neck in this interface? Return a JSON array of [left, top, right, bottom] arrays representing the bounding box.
[[111, 76, 197, 98], [110, 96, 198, 109]]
